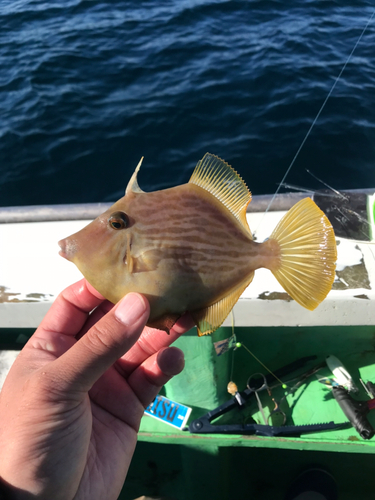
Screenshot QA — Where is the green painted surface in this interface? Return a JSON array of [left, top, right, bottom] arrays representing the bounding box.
[[164, 327, 230, 408], [121, 324, 375, 499], [121, 442, 375, 500], [0, 328, 34, 349], [140, 324, 375, 453]]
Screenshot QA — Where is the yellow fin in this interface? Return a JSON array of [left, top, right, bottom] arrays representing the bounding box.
[[189, 153, 252, 235], [269, 197, 337, 311], [190, 273, 254, 336], [147, 314, 180, 334]]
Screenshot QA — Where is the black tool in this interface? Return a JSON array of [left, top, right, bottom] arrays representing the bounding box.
[[185, 384, 350, 436], [332, 385, 375, 440], [187, 417, 348, 437], [185, 357, 350, 437]]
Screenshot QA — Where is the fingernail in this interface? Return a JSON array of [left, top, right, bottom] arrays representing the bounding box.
[[115, 293, 147, 326]]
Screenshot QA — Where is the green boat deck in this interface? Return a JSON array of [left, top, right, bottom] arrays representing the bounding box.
[[139, 325, 375, 454], [124, 441, 375, 499], [122, 324, 375, 499], [2, 324, 374, 499]]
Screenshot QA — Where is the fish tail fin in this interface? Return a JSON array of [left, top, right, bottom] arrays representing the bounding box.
[[268, 197, 337, 310]]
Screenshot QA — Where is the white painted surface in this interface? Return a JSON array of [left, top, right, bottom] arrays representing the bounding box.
[[0, 351, 18, 389], [0, 220, 86, 301], [1, 211, 375, 329]]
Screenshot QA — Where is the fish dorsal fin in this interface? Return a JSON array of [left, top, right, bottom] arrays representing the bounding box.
[[189, 153, 252, 234], [126, 157, 145, 194], [190, 272, 254, 336]]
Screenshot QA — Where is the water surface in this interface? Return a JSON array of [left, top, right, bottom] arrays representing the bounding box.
[[0, 1, 374, 206]]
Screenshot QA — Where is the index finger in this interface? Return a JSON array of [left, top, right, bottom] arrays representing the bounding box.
[[117, 312, 195, 376], [36, 279, 105, 338]]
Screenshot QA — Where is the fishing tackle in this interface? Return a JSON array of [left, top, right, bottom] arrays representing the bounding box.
[[185, 356, 349, 437], [186, 381, 349, 437]]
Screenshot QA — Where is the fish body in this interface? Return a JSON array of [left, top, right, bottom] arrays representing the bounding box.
[[59, 154, 337, 335]]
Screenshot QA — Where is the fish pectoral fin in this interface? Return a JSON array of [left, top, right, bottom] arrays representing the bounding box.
[[190, 273, 254, 336], [147, 313, 181, 334], [132, 250, 161, 273], [189, 153, 253, 237]]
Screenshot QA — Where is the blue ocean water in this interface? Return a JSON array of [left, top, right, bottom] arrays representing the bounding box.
[[0, 1, 374, 207]]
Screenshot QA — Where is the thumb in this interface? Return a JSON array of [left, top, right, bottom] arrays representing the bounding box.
[[50, 293, 150, 392]]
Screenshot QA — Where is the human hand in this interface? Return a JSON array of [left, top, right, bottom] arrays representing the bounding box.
[[0, 279, 194, 500]]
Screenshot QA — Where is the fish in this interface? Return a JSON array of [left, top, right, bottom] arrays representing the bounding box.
[[58, 153, 337, 336]]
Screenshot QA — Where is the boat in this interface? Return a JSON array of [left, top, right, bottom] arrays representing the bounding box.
[[1, 189, 375, 499]]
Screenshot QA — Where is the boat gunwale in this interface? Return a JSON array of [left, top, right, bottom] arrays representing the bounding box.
[[1, 188, 373, 223]]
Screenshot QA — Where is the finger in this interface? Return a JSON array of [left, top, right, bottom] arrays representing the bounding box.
[[128, 346, 185, 407], [18, 280, 106, 370], [76, 300, 114, 340], [89, 346, 185, 430], [117, 313, 195, 376], [49, 293, 150, 393], [36, 279, 105, 339], [22, 300, 114, 366]]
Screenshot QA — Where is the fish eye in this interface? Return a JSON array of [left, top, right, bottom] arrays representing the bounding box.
[[108, 211, 129, 230]]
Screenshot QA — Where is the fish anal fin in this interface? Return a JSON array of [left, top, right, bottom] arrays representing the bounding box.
[[190, 273, 254, 336], [189, 153, 252, 237], [147, 313, 181, 334], [269, 197, 337, 310]]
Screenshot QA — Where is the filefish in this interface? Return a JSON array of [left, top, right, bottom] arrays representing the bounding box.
[[58, 153, 337, 336]]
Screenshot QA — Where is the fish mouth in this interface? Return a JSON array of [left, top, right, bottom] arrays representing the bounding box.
[[58, 239, 68, 260], [58, 237, 77, 261]]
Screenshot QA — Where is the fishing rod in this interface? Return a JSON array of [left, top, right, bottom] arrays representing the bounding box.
[[254, 9, 375, 237]]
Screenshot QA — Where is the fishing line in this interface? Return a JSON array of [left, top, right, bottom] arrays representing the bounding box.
[[228, 10, 375, 394], [239, 342, 287, 388], [306, 166, 373, 239], [229, 312, 287, 387], [229, 311, 236, 381], [254, 9, 375, 237], [305, 169, 348, 200]]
